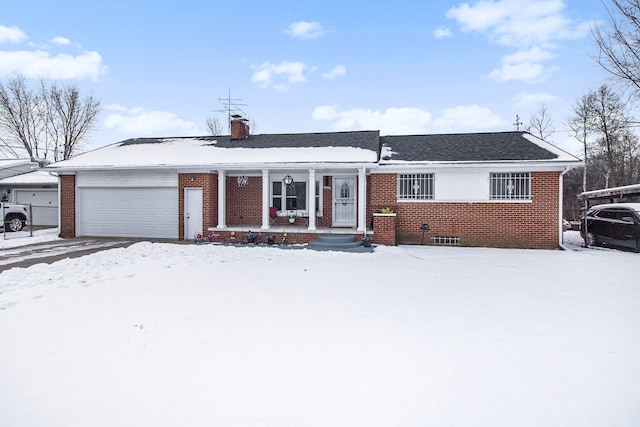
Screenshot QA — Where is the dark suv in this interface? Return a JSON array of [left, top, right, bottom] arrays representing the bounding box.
[[581, 203, 640, 252]]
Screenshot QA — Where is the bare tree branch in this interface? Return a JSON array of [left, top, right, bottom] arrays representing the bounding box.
[[592, 0, 640, 97], [526, 105, 554, 141], [0, 75, 100, 160]]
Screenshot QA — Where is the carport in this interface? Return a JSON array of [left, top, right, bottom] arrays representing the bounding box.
[[579, 183, 640, 204]]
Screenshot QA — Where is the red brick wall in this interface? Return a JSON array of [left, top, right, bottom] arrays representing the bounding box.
[[226, 176, 262, 227], [59, 174, 76, 238], [367, 172, 561, 249], [372, 214, 396, 245], [178, 173, 217, 240], [318, 176, 332, 227]]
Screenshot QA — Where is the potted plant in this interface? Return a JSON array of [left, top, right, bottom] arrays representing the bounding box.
[[288, 211, 296, 223], [246, 231, 257, 244]]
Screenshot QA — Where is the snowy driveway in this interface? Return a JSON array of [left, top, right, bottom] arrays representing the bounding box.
[[0, 232, 136, 272]]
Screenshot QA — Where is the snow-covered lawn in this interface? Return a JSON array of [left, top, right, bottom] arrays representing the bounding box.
[[0, 227, 61, 249], [1, 232, 639, 426]]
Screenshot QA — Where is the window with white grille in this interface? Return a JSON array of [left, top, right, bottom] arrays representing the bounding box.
[[398, 174, 434, 200], [490, 173, 531, 200]]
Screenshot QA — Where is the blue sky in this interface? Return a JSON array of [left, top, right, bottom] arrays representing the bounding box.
[[1, 0, 612, 155]]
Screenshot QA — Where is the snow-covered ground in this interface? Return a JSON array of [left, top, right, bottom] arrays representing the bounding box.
[[1, 231, 639, 426], [0, 227, 61, 249]]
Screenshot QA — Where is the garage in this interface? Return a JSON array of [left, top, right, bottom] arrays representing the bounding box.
[[15, 189, 58, 226], [76, 171, 178, 239]]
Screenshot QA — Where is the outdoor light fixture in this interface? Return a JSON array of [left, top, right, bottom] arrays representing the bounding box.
[[237, 176, 248, 187], [283, 175, 294, 187]]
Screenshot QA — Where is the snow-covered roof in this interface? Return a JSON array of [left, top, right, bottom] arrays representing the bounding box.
[[48, 132, 381, 170], [0, 170, 58, 185], [579, 183, 640, 200], [0, 159, 31, 170], [46, 130, 582, 172]]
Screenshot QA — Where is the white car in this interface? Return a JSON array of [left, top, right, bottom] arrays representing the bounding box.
[[1, 202, 30, 232]]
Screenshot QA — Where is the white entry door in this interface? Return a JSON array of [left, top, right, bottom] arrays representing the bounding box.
[[332, 177, 356, 227], [184, 187, 203, 239]]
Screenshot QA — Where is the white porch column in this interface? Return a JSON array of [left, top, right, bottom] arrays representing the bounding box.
[[262, 169, 270, 229], [307, 169, 316, 230], [217, 170, 226, 228], [357, 167, 366, 232]]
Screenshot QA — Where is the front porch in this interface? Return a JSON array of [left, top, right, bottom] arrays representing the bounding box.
[[180, 167, 372, 245]]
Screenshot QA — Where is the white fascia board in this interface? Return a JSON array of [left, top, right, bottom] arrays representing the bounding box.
[[47, 161, 377, 173], [374, 159, 583, 173], [521, 133, 581, 161]]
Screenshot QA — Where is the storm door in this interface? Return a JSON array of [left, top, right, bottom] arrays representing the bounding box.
[[332, 177, 356, 227]]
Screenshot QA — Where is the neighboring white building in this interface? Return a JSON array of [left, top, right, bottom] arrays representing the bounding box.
[[0, 170, 59, 226]]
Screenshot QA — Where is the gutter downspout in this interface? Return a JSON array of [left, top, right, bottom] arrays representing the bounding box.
[[559, 167, 571, 250]]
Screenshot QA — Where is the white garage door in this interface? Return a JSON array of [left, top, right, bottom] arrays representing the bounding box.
[[15, 190, 58, 226], [77, 187, 178, 238]]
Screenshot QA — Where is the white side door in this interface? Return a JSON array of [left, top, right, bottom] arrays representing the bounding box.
[[184, 187, 203, 239], [332, 177, 356, 227]]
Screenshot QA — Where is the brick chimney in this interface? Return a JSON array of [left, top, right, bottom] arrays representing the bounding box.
[[230, 114, 250, 140]]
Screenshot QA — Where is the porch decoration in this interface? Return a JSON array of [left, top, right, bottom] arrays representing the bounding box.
[[283, 175, 294, 187], [288, 211, 296, 223], [237, 176, 248, 187]]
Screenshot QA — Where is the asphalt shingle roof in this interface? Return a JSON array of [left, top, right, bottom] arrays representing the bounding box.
[[120, 130, 381, 152], [380, 131, 559, 162]]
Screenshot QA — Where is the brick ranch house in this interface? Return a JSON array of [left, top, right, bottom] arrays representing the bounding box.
[[47, 117, 581, 249]]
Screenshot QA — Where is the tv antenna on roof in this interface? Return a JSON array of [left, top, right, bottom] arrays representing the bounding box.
[[513, 114, 523, 131], [214, 88, 247, 133]]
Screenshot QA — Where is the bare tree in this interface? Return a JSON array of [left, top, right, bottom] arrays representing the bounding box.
[[592, 0, 640, 97], [0, 75, 100, 161], [45, 82, 101, 161], [526, 104, 554, 141], [0, 75, 45, 159], [568, 84, 635, 190], [206, 115, 223, 136], [589, 85, 631, 188], [568, 92, 595, 193]]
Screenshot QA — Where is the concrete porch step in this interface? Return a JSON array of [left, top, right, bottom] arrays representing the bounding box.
[[307, 234, 374, 253]]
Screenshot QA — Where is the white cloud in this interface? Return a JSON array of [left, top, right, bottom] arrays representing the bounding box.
[[251, 60, 307, 91], [488, 47, 556, 83], [105, 104, 130, 112], [434, 27, 453, 39], [51, 36, 71, 45], [104, 106, 201, 136], [512, 92, 558, 108], [432, 105, 503, 131], [446, 0, 590, 83], [0, 50, 106, 80], [446, 0, 587, 47], [313, 105, 432, 134], [0, 25, 27, 43], [503, 46, 554, 64], [285, 21, 326, 40], [489, 61, 545, 82], [313, 104, 503, 134], [312, 105, 338, 121], [322, 65, 346, 79]]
